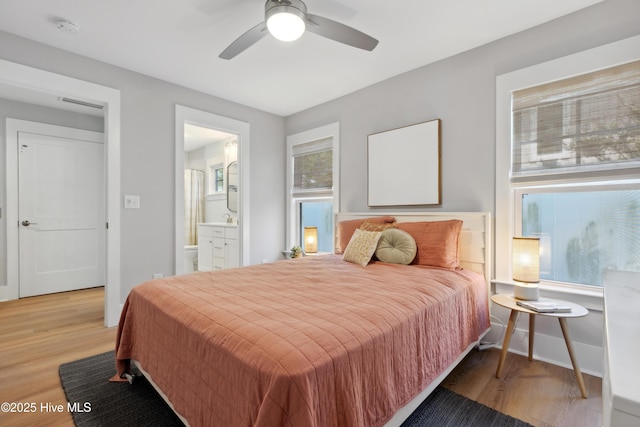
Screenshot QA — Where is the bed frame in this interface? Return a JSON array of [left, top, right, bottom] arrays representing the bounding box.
[[134, 211, 492, 427]]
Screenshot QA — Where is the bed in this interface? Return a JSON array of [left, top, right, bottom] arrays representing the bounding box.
[[114, 212, 492, 427]]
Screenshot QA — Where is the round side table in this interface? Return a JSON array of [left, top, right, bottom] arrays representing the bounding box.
[[491, 293, 589, 398]]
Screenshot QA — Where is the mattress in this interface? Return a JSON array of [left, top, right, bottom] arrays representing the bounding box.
[[115, 254, 489, 427]]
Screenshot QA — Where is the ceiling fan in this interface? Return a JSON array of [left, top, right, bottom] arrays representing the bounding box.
[[219, 0, 378, 60]]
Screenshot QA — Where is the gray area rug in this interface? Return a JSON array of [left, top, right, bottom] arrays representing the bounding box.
[[60, 351, 532, 427], [59, 351, 183, 426], [400, 387, 532, 427]]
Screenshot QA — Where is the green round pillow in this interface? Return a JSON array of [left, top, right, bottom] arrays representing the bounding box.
[[375, 228, 417, 265]]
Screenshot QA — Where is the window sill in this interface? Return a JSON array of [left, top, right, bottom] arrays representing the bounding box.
[[492, 279, 603, 312]]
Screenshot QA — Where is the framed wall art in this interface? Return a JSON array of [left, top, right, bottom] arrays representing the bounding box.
[[367, 119, 441, 206]]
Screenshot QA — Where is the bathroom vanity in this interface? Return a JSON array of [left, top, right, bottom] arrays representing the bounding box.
[[197, 223, 239, 271]]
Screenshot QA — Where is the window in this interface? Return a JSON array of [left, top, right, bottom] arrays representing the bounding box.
[[512, 61, 640, 178], [208, 163, 225, 194], [299, 201, 334, 253], [515, 185, 640, 287], [214, 166, 224, 192], [496, 36, 640, 291], [292, 138, 333, 192], [287, 123, 340, 253], [512, 61, 640, 287]]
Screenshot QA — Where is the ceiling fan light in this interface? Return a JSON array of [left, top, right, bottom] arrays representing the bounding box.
[[267, 12, 305, 41]]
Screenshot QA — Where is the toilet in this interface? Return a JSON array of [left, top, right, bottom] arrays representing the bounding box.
[[184, 245, 198, 273]]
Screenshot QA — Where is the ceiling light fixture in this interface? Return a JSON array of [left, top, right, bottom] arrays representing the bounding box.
[[219, 0, 378, 60], [265, 0, 306, 42]]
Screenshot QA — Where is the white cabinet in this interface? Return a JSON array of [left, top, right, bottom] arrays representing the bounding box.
[[197, 226, 214, 271], [603, 270, 640, 427], [224, 227, 240, 268], [197, 224, 239, 271]]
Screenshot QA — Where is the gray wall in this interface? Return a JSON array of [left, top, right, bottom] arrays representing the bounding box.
[[0, 30, 286, 300], [285, 0, 640, 216]]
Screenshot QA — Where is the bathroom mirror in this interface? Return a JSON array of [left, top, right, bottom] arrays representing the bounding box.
[[227, 161, 238, 212]]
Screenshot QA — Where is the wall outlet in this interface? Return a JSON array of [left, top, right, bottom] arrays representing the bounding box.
[[262, 259, 268, 264], [153, 273, 163, 279], [124, 195, 140, 209]]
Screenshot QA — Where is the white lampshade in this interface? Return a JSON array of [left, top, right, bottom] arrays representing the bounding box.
[[304, 226, 318, 253], [267, 11, 305, 41], [513, 237, 540, 300], [512, 237, 540, 283]]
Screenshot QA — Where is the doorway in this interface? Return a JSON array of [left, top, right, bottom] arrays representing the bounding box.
[[15, 121, 105, 297], [1, 59, 121, 327], [183, 125, 238, 273], [175, 105, 250, 274]]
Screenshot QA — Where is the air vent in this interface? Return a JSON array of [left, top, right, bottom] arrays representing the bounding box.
[[60, 97, 104, 110]]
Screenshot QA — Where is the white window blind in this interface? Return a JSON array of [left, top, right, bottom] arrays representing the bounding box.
[[512, 60, 640, 178], [292, 137, 333, 195]]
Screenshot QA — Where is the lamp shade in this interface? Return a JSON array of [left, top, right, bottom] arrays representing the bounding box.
[[512, 237, 540, 283], [304, 226, 318, 253]]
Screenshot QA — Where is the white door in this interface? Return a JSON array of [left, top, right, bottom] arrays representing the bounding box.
[[18, 131, 105, 298]]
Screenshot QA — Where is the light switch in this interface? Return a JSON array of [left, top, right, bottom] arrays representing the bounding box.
[[124, 195, 140, 209]]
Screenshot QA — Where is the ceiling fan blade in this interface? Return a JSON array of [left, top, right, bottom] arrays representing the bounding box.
[[305, 14, 378, 51], [219, 22, 268, 60]]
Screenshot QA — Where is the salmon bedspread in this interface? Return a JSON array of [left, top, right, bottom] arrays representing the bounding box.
[[115, 255, 489, 427]]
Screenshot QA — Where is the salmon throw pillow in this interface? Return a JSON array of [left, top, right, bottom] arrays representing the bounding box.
[[335, 216, 395, 254], [397, 220, 463, 269]]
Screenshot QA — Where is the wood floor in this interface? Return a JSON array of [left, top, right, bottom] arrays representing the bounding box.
[[0, 287, 602, 427], [0, 287, 116, 426], [443, 347, 602, 426]]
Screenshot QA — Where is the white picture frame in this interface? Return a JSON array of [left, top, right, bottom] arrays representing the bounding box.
[[367, 119, 441, 206]]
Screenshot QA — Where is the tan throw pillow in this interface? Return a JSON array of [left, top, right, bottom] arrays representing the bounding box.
[[397, 220, 463, 269], [342, 229, 382, 266], [359, 220, 397, 232], [375, 228, 417, 265]]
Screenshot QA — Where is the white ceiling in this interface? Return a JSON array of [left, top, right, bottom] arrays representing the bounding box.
[[184, 123, 236, 152], [0, 0, 602, 116]]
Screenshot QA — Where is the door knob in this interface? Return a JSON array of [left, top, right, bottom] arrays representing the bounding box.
[[21, 220, 38, 226]]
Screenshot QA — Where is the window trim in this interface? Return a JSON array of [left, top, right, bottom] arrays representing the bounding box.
[[286, 122, 340, 250], [495, 35, 640, 295]]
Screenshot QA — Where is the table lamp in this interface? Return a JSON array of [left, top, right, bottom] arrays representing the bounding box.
[[304, 226, 318, 254], [512, 236, 540, 300]]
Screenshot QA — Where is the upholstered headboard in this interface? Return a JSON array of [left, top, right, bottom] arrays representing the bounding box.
[[334, 212, 492, 286]]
